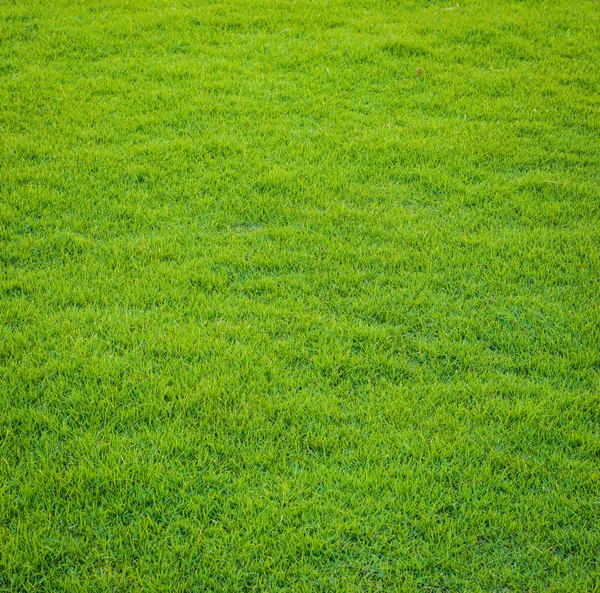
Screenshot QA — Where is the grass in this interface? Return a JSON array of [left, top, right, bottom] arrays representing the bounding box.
[[1, 0, 599, 590]]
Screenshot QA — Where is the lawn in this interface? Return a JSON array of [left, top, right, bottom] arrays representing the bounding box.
[[1, 0, 599, 590]]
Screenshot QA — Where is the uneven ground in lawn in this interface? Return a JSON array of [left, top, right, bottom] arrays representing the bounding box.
[[1, 0, 599, 591]]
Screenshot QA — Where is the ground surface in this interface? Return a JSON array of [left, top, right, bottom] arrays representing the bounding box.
[[1, 0, 599, 591]]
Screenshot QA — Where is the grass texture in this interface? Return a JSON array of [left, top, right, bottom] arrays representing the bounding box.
[[1, 0, 599, 591]]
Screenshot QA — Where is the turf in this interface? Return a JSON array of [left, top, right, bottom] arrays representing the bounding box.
[[1, 0, 599, 590]]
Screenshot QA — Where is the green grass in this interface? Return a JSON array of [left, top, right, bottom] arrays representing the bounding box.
[[1, 0, 599, 590]]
